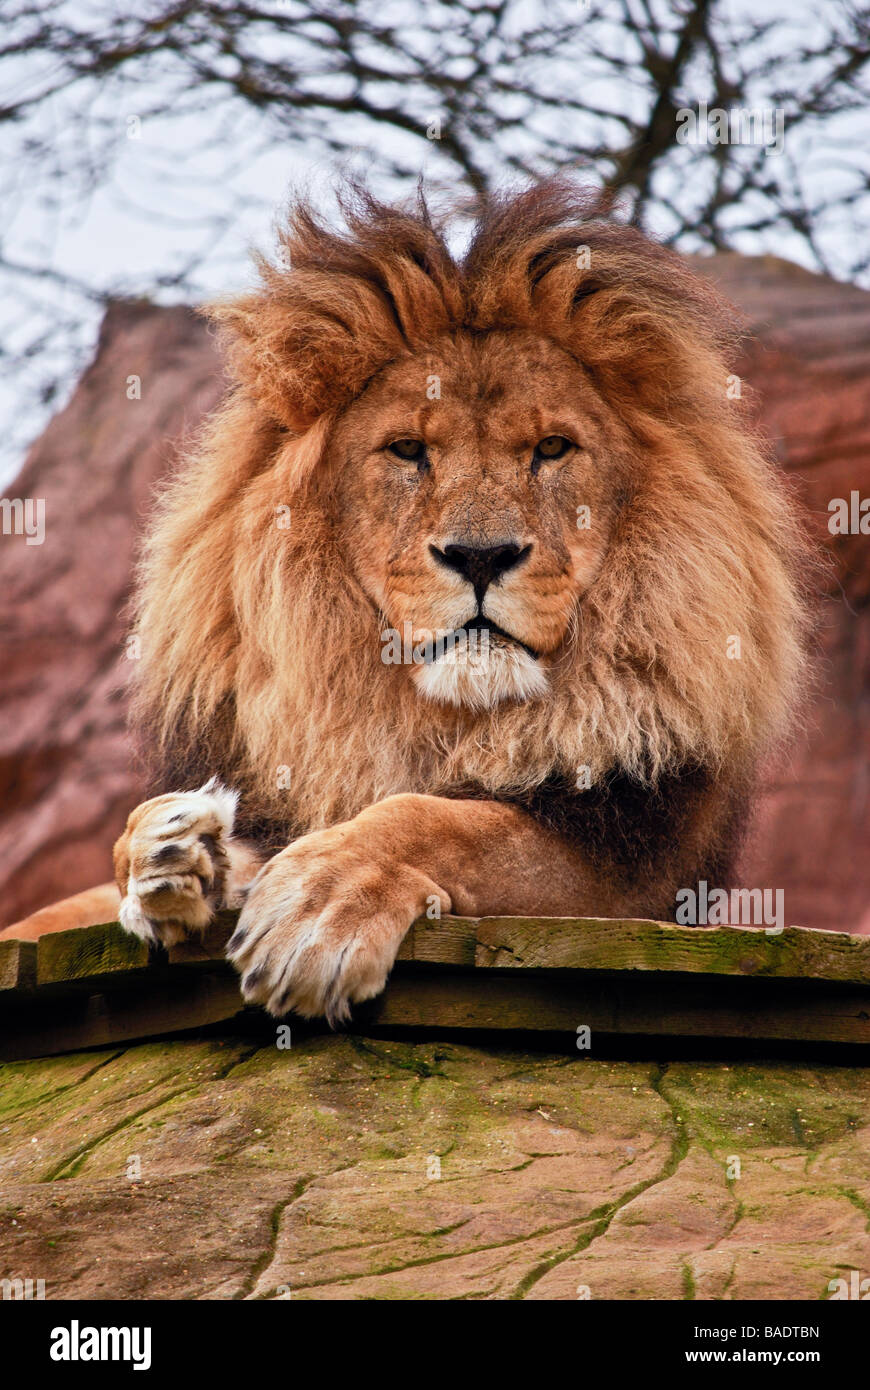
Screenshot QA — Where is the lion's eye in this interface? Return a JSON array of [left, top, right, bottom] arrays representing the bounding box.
[[531, 435, 573, 476], [534, 435, 572, 461], [388, 438, 426, 462]]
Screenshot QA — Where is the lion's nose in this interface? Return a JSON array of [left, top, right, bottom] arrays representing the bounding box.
[[430, 541, 529, 597]]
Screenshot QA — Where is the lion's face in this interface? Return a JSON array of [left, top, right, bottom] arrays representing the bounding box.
[[134, 182, 808, 836], [332, 330, 626, 710]]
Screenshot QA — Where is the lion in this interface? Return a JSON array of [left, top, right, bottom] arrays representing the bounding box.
[[3, 179, 809, 1023]]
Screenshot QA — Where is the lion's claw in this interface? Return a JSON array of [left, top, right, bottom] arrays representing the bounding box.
[[226, 824, 442, 1023]]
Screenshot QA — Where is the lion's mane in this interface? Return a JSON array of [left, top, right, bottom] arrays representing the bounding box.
[[129, 179, 809, 853]]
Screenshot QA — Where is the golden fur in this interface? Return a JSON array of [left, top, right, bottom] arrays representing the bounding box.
[[129, 179, 808, 840]]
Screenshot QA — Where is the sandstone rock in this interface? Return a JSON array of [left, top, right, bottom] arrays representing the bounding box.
[[0, 303, 223, 926], [0, 1034, 866, 1300], [697, 256, 870, 933]]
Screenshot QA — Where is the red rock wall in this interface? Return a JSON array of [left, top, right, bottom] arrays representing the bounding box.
[[699, 257, 870, 933], [0, 303, 223, 926], [1, 260, 867, 932]]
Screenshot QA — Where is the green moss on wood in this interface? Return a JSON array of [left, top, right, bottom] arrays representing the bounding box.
[[36, 922, 149, 986]]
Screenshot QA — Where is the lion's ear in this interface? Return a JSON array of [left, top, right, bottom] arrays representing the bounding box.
[[206, 269, 403, 431]]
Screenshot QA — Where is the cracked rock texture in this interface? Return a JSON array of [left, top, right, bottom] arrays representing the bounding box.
[[1, 1034, 868, 1300]]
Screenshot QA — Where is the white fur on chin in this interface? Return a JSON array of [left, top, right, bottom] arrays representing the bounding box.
[[412, 641, 549, 710]]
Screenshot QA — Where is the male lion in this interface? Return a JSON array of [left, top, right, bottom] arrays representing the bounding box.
[[5, 180, 809, 1023]]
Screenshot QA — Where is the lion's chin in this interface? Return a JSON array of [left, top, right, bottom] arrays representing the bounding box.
[[412, 641, 550, 711]]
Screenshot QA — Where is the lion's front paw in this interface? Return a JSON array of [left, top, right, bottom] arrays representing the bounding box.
[[114, 778, 238, 948], [226, 823, 447, 1024]]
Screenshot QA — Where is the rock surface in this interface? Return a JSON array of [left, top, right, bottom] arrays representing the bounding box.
[[698, 256, 870, 935], [0, 303, 223, 927], [0, 1033, 867, 1300], [0, 257, 868, 931]]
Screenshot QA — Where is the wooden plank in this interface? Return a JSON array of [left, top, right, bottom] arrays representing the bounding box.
[[0, 974, 247, 1061], [36, 920, 150, 988], [396, 915, 478, 967], [9, 963, 867, 1055], [0, 913, 868, 1055], [166, 911, 240, 967], [8, 914, 869, 992], [0, 936, 36, 992], [398, 915, 870, 983], [370, 970, 870, 1046], [469, 917, 870, 983]]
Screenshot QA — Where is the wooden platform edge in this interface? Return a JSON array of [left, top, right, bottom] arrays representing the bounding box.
[[398, 915, 870, 983], [0, 913, 868, 1058], [0, 936, 37, 992], [2, 913, 868, 995]]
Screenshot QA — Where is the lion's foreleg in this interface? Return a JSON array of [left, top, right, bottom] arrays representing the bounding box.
[[355, 793, 622, 919], [225, 791, 625, 1022]]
